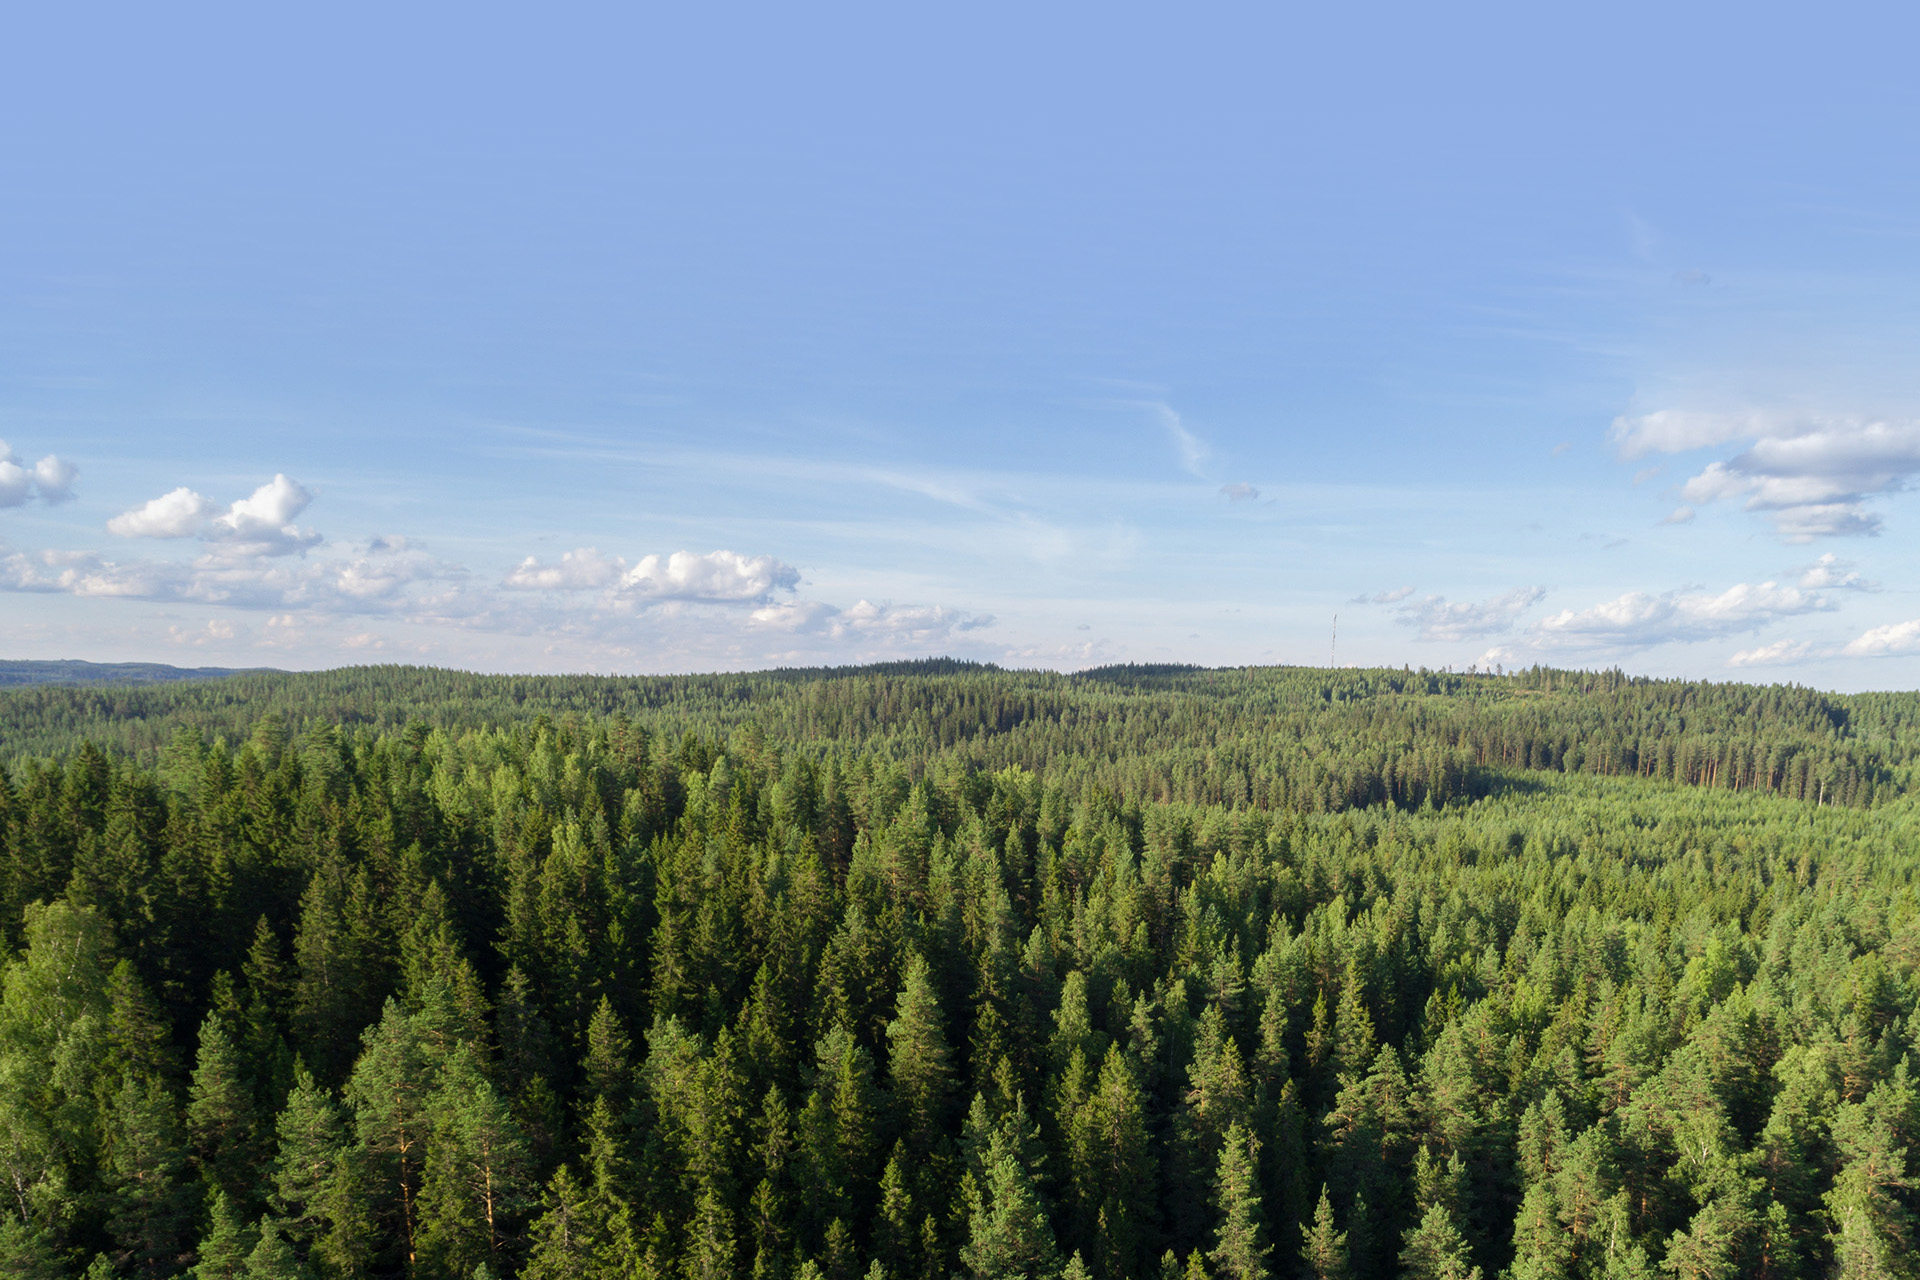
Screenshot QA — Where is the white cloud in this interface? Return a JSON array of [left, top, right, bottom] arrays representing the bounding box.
[[506, 548, 798, 603], [1728, 639, 1813, 667], [1219, 483, 1259, 503], [1844, 619, 1920, 658], [622, 550, 798, 601], [2, 548, 187, 598], [108, 474, 319, 554], [1153, 404, 1211, 478], [1608, 410, 1781, 460], [1351, 585, 1416, 605], [211, 474, 322, 555], [1795, 553, 1876, 592], [1532, 580, 1832, 649], [750, 598, 993, 642], [504, 547, 627, 590], [0, 461, 28, 508], [109, 487, 217, 538], [0, 442, 78, 507], [31, 456, 77, 503], [1614, 411, 1920, 541], [1399, 586, 1545, 641]]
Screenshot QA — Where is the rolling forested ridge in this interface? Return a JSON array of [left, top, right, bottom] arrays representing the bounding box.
[[1, 662, 1919, 1280]]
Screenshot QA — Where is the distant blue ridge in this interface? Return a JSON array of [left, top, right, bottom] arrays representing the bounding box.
[[0, 660, 275, 688]]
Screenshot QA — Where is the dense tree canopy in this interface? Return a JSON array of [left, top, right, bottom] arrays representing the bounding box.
[[0, 660, 1917, 1278]]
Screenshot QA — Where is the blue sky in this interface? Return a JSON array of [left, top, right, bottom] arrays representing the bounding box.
[[5, 3, 1920, 685]]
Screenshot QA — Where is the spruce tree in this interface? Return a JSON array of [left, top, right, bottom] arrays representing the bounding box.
[[244, 1216, 314, 1280], [192, 1188, 259, 1280], [190, 1012, 263, 1208], [1208, 1123, 1268, 1280], [958, 1102, 1060, 1280], [1299, 1187, 1349, 1280], [0, 1214, 65, 1280], [1398, 1202, 1479, 1280], [886, 953, 955, 1159], [103, 1075, 197, 1280]]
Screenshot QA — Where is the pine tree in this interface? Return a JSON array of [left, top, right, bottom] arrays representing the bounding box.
[[345, 998, 432, 1272], [1506, 1183, 1569, 1280], [418, 1045, 533, 1278]]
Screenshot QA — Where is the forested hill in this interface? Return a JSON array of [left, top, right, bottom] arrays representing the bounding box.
[[4, 662, 1920, 1279], [0, 659, 267, 689], [2, 660, 1914, 808]]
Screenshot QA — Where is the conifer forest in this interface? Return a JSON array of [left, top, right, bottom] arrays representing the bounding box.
[[4, 659, 1920, 1280]]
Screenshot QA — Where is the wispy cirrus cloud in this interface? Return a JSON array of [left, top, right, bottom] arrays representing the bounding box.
[[750, 597, 993, 642], [1152, 403, 1211, 478]]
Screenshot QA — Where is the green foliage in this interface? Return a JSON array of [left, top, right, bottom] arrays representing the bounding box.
[[0, 660, 1919, 1277]]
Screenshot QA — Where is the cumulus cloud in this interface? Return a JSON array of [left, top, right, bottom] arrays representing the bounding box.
[[0, 460, 28, 508], [625, 550, 798, 601], [1796, 553, 1877, 592], [506, 548, 799, 602], [1613, 411, 1920, 540], [109, 488, 217, 538], [1219, 483, 1259, 503], [31, 456, 77, 503], [0, 441, 79, 507], [1350, 585, 1415, 605], [504, 547, 627, 591], [1728, 639, 1814, 667], [1844, 619, 1920, 658], [1399, 587, 1545, 641], [211, 474, 322, 555], [1532, 580, 1833, 649], [109, 474, 320, 555]]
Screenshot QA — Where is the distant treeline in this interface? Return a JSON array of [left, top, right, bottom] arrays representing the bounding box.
[[0, 661, 1907, 809]]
